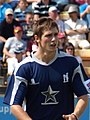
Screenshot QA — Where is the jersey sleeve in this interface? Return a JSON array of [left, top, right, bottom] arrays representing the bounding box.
[[72, 62, 88, 97], [3, 63, 29, 106]]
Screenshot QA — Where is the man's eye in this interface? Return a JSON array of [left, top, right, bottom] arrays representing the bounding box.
[[54, 33, 58, 36], [45, 34, 52, 37]]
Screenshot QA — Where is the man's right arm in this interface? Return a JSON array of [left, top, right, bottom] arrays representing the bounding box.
[[11, 105, 32, 120]]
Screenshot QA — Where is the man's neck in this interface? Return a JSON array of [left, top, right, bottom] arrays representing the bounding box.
[[34, 49, 56, 64]]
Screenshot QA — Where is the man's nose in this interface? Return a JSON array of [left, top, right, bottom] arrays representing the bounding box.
[[51, 35, 56, 41]]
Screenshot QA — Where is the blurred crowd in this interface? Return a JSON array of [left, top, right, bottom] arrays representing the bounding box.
[[0, 0, 90, 84]]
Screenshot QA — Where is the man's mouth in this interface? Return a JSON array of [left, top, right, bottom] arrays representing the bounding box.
[[50, 43, 57, 47]]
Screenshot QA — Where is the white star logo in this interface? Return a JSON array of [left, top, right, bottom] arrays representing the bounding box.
[[41, 85, 59, 105]]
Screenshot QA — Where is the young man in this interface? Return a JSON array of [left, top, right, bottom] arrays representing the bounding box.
[[3, 17, 88, 120]]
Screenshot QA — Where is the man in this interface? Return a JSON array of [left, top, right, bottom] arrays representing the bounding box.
[[0, 8, 20, 57], [48, 6, 65, 33], [0, 0, 12, 23], [4, 17, 88, 120], [33, 0, 57, 20], [65, 5, 90, 48]]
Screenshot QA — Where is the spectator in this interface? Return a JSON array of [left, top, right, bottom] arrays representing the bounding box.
[[64, 42, 82, 63], [26, 35, 38, 56], [65, 5, 90, 48], [58, 32, 67, 51], [14, 0, 28, 25], [79, 0, 90, 29], [3, 17, 88, 120], [0, 8, 20, 57], [48, 6, 65, 33], [22, 12, 34, 41], [3, 26, 27, 75], [33, 0, 57, 20], [7, 46, 25, 83], [0, 0, 12, 23]]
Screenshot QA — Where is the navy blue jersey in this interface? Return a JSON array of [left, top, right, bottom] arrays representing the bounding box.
[[4, 50, 88, 120]]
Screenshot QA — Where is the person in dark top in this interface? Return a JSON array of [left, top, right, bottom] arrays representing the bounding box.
[[0, 8, 20, 57], [4, 17, 88, 120]]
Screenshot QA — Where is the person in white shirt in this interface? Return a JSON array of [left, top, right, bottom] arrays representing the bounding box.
[[3, 26, 27, 76], [65, 5, 90, 49], [48, 6, 65, 33]]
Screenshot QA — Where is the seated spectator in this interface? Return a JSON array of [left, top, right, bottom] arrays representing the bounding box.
[[0, 0, 12, 23], [65, 5, 90, 48], [64, 42, 82, 63], [58, 32, 67, 51], [14, 0, 29, 25], [21, 12, 34, 41], [0, 8, 20, 57], [33, 0, 57, 20], [26, 36, 38, 56], [3, 26, 27, 75], [48, 6, 65, 33], [79, 0, 90, 29], [7, 46, 25, 82]]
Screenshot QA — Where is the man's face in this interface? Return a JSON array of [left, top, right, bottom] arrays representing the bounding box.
[[5, 14, 14, 23], [15, 31, 23, 39], [49, 11, 58, 20], [38, 27, 59, 52], [69, 12, 78, 21]]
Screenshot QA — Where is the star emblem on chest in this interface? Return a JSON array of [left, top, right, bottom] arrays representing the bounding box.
[[41, 85, 59, 105]]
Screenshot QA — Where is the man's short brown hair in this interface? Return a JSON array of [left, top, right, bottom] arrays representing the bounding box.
[[33, 17, 59, 39]]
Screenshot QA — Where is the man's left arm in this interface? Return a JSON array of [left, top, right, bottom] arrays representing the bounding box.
[[63, 94, 88, 120], [73, 94, 88, 119]]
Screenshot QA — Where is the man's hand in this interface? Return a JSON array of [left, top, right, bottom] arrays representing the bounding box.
[[62, 113, 78, 120]]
